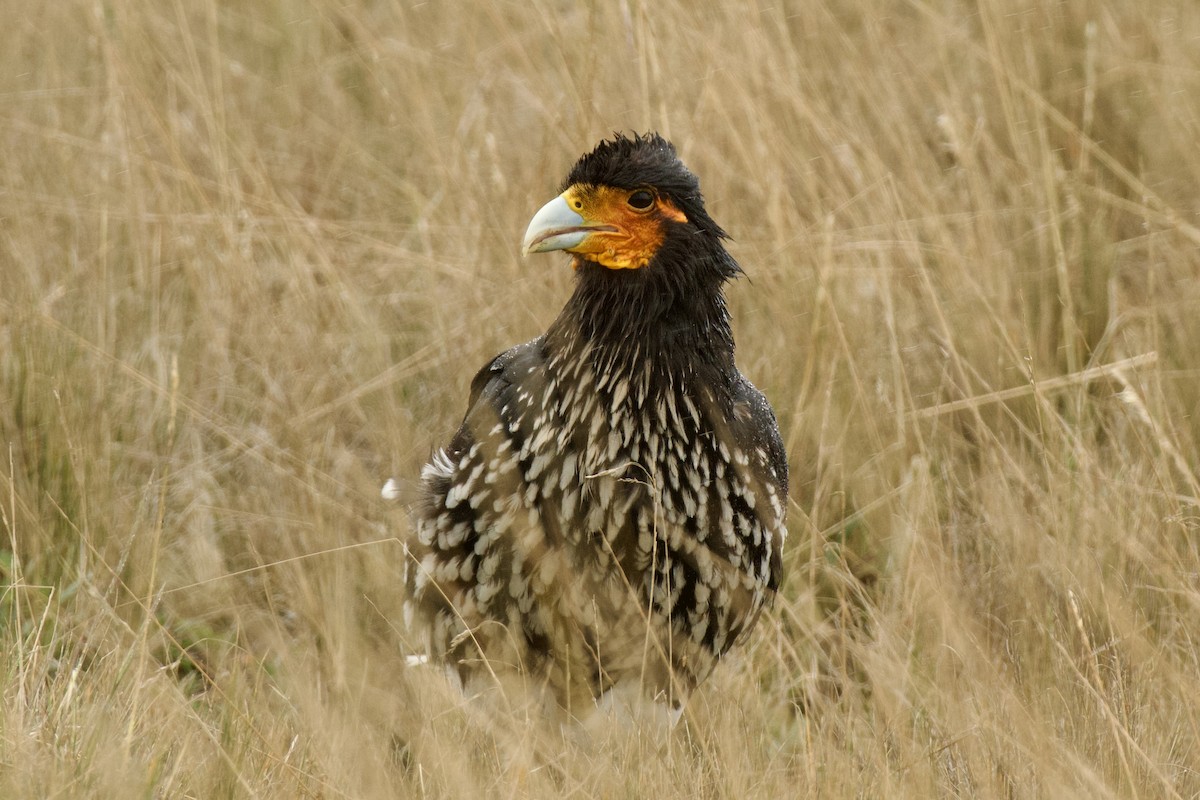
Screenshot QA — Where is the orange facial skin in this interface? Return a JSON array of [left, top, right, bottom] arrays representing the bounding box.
[[560, 184, 689, 270]]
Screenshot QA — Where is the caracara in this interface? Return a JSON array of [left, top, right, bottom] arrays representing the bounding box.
[[402, 133, 787, 722]]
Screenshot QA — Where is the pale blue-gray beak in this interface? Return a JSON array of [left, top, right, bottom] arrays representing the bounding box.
[[522, 193, 614, 255]]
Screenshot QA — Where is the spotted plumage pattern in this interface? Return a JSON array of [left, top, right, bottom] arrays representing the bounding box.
[[404, 133, 787, 717]]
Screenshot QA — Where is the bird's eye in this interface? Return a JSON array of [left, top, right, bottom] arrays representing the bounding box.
[[627, 190, 654, 210]]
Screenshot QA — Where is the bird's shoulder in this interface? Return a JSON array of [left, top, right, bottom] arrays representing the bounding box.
[[728, 372, 789, 498], [465, 336, 547, 410], [441, 337, 547, 459]]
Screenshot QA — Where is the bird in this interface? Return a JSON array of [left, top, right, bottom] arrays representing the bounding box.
[[401, 133, 788, 723]]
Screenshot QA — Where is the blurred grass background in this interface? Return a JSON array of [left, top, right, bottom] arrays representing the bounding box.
[[2, 0, 1199, 796]]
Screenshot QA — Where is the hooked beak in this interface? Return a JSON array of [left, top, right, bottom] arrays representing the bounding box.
[[521, 193, 616, 256]]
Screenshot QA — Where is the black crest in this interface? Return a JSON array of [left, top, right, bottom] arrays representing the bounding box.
[[563, 132, 728, 241]]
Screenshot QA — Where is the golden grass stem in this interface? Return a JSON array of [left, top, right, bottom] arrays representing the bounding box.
[[909, 352, 1159, 420]]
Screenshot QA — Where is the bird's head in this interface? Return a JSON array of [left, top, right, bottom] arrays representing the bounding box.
[[522, 133, 735, 277]]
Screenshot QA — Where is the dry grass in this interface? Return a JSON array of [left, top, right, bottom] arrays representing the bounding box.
[[2, 0, 1199, 796]]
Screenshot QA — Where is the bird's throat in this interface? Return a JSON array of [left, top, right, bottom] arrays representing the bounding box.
[[548, 265, 737, 397]]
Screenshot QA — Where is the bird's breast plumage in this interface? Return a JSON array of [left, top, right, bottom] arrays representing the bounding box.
[[408, 333, 786, 708]]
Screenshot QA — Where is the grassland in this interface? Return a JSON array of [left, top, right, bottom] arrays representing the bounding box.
[[2, 0, 1199, 796]]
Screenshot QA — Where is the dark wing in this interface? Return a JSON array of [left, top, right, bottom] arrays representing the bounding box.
[[408, 337, 548, 662], [730, 372, 789, 589], [732, 373, 788, 495]]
